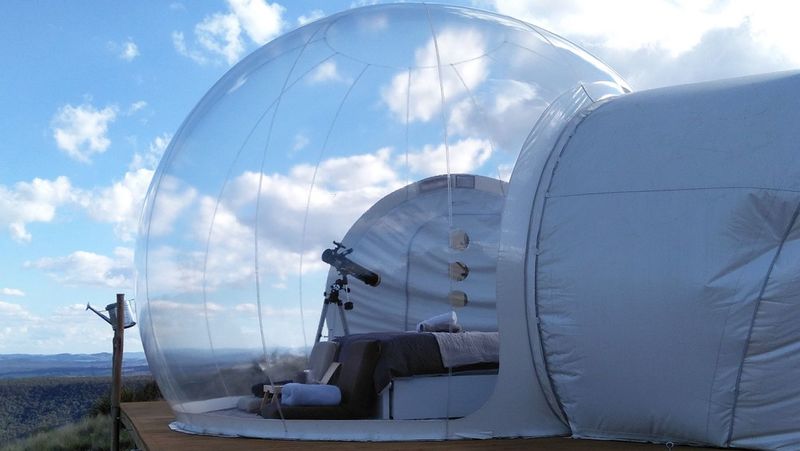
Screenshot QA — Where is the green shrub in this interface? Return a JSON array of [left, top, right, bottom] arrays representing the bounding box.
[[89, 379, 162, 416]]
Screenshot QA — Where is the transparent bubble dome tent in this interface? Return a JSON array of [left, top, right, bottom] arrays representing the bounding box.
[[135, 3, 630, 441]]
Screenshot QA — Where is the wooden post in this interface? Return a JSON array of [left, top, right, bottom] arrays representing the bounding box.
[[111, 293, 125, 451]]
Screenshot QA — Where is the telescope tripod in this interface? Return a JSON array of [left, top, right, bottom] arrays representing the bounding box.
[[314, 274, 353, 343]]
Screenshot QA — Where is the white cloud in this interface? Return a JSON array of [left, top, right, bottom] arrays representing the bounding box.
[[233, 149, 401, 248], [308, 60, 345, 84], [139, 246, 206, 294], [0, 176, 77, 242], [149, 299, 224, 315], [9, 223, 31, 243], [209, 160, 390, 278], [26, 247, 134, 289], [446, 79, 548, 153], [193, 197, 256, 285], [235, 303, 258, 313], [172, 31, 209, 65], [294, 147, 399, 191], [0, 300, 37, 320], [196, 12, 245, 65], [174, 0, 285, 65], [140, 146, 403, 295], [136, 298, 314, 350], [297, 9, 325, 26], [51, 103, 118, 163], [127, 100, 147, 115], [0, 301, 39, 350], [142, 196, 323, 296], [349, 0, 381, 9], [596, 20, 796, 89], [497, 163, 514, 182], [107, 39, 140, 62], [0, 301, 131, 354], [490, 0, 800, 90], [382, 28, 488, 122], [746, 2, 800, 64], [145, 175, 197, 238], [137, 135, 499, 297], [130, 133, 170, 171], [131, 136, 495, 346], [80, 168, 155, 242], [1, 288, 25, 297], [228, 0, 285, 45], [292, 133, 309, 152], [404, 138, 493, 177], [120, 39, 140, 61], [242, 148, 399, 258], [491, 0, 741, 57], [2, 135, 164, 246], [77, 133, 173, 243], [1, 133, 167, 244]]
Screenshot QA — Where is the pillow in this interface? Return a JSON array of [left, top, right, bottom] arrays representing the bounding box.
[[417, 311, 462, 332], [281, 383, 341, 406], [236, 395, 262, 413]]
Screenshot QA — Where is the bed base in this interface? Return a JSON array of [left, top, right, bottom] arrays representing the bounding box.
[[378, 372, 497, 420]]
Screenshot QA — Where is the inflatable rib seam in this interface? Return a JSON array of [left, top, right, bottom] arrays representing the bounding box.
[[528, 96, 614, 428], [725, 198, 800, 445]]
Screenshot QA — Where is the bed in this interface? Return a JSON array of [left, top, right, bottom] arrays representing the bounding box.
[[261, 331, 499, 420], [333, 331, 499, 393]]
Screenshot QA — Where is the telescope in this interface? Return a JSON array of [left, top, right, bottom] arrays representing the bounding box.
[[321, 241, 381, 287]]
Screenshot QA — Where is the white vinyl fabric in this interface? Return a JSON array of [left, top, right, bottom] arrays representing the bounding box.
[[325, 174, 506, 336], [502, 71, 800, 450]]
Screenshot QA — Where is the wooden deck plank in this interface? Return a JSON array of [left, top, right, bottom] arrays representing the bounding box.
[[121, 401, 719, 450]]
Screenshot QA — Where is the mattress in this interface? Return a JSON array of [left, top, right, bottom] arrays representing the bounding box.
[[334, 331, 499, 392]]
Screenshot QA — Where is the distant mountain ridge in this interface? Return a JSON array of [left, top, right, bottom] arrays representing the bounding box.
[[0, 353, 150, 379]]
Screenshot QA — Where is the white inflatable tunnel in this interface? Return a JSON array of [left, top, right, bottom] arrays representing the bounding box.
[[500, 71, 800, 450]]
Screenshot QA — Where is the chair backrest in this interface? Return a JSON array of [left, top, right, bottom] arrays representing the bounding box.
[[335, 339, 381, 417], [308, 341, 338, 383]]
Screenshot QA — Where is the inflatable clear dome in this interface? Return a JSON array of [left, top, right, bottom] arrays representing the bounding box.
[[135, 3, 629, 440]]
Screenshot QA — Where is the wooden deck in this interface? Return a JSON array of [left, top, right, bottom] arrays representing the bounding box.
[[121, 401, 720, 451]]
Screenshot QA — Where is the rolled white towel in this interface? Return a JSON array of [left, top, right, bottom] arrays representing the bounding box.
[[236, 395, 262, 413], [417, 311, 462, 333], [281, 383, 342, 406]]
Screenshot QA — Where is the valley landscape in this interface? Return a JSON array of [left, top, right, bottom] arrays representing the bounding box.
[[0, 353, 155, 448]]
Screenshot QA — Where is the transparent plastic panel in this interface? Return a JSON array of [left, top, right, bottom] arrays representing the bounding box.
[[134, 2, 628, 438]]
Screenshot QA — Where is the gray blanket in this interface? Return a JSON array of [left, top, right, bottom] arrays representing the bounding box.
[[432, 331, 500, 368]]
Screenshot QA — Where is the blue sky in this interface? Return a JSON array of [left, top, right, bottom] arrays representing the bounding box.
[[1, 0, 798, 354]]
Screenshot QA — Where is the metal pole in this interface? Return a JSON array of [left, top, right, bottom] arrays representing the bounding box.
[[314, 301, 330, 344], [111, 293, 124, 451]]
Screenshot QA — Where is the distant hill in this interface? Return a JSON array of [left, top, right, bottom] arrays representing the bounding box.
[[0, 375, 158, 445], [0, 353, 150, 379]]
